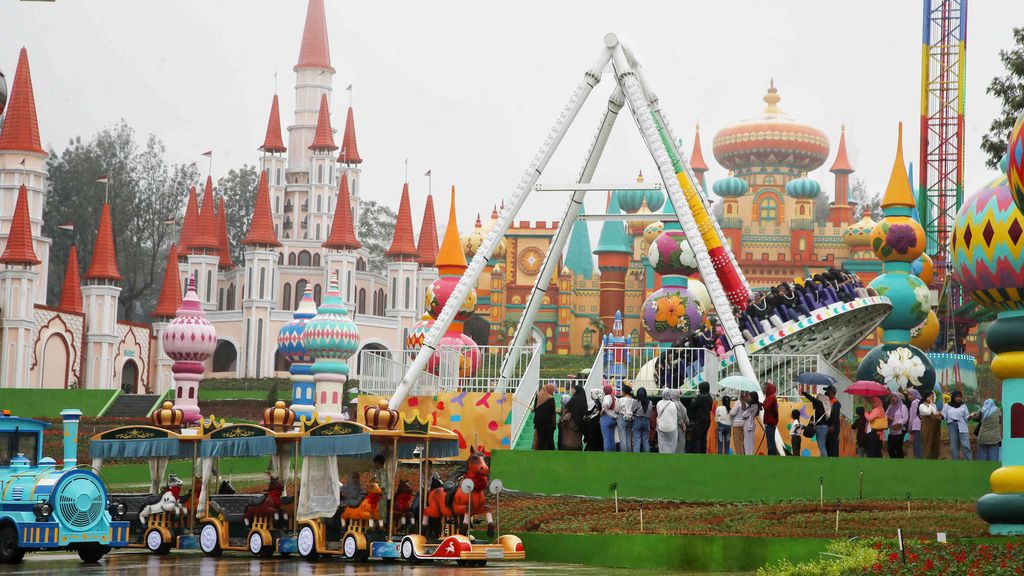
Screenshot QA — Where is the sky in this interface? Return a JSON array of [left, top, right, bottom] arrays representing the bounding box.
[[1, 0, 1018, 240]]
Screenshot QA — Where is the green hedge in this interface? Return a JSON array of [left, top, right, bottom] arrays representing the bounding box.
[[0, 389, 118, 418], [200, 377, 290, 391], [492, 451, 997, 502], [539, 354, 594, 379]]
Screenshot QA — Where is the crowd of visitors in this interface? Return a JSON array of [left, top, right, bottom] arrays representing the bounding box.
[[531, 379, 1001, 461]]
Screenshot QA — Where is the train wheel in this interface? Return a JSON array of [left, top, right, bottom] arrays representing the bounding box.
[[77, 544, 110, 563], [0, 526, 25, 564], [342, 534, 366, 561], [199, 524, 222, 557], [297, 526, 319, 561], [144, 529, 171, 555], [400, 537, 415, 561]]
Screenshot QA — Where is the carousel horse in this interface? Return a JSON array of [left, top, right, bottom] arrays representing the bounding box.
[[392, 480, 415, 533], [423, 453, 494, 537], [139, 474, 187, 524], [341, 482, 383, 529], [243, 475, 293, 526]]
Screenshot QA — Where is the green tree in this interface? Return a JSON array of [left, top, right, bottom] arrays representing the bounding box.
[[217, 164, 260, 263], [45, 122, 190, 320], [849, 178, 881, 220], [981, 27, 1024, 168], [357, 200, 397, 273]]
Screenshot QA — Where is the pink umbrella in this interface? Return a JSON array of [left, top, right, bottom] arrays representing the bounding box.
[[844, 380, 890, 397]]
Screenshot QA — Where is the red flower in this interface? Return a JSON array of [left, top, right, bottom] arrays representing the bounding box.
[[924, 559, 934, 570], [908, 552, 918, 563], [888, 552, 899, 563], [871, 563, 882, 572], [873, 542, 883, 550]]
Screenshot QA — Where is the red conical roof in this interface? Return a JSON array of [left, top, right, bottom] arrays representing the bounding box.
[[0, 184, 40, 265], [323, 173, 361, 250], [216, 197, 234, 268], [416, 193, 439, 266], [385, 182, 417, 259], [690, 125, 708, 173], [294, 0, 334, 73], [85, 203, 121, 281], [58, 245, 83, 313], [0, 48, 44, 154], [260, 95, 287, 153], [153, 244, 182, 318], [192, 177, 220, 251], [242, 170, 281, 247], [339, 106, 362, 164], [830, 126, 854, 173], [179, 186, 200, 252], [309, 94, 337, 152]]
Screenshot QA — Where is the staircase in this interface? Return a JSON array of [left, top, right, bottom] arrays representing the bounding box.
[[101, 394, 160, 419], [513, 396, 561, 451]]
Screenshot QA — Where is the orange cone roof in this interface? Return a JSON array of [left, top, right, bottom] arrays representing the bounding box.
[[385, 182, 418, 260], [416, 193, 439, 266], [436, 186, 468, 274], [178, 186, 200, 252], [58, 245, 83, 313], [85, 203, 121, 281], [294, 0, 334, 72], [323, 172, 361, 250], [830, 125, 854, 174], [339, 106, 362, 164], [260, 95, 287, 153], [689, 125, 708, 173], [0, 184, 40, 265], [881, 123, 916, 209], [216, 197, 234, 268], [192, 176, 220, 252], [309, 94, 337, 152], [153, 244, 182, 318], [242, 170, 281, 247], [0, 48, 44, 154]]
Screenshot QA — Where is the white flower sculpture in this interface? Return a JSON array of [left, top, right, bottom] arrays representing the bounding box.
[[677, 242, 697, 270], [876, 347, 926, 389], [912, 282, 931, 315]]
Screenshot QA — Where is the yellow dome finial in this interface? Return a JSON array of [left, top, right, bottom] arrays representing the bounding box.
[[881, 122, 916, 209], [762, 79, 782, 114], [436, 185, 468, 273]]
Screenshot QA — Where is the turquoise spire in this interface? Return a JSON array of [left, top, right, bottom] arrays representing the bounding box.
[[565, 205, 594, 279], [594, 193, 632, 255]]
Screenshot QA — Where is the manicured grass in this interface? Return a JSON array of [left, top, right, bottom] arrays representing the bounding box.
[[539, 354, 594, 379], [101, 456, 270, 487], [198, 389, 269, 401], [0, 389, 118, 418]]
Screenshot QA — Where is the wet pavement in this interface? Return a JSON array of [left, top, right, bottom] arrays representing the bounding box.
[[0, 551, 730, 576]]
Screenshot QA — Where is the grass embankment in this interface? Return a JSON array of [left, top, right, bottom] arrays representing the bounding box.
[[0, 389, 117, 418]]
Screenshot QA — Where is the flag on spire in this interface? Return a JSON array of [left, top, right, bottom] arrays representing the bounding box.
[[416, 192, 439, 267], [385, 182, 418, 260], [260, 95, 287, 153], [339, 105, 362, 163]]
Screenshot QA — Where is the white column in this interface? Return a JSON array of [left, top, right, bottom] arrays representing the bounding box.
[[82, 282, 122, 389]]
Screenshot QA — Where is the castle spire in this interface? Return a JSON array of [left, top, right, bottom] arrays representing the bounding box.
[[259, 94, 287, 153], [881, 122, 916, 209], [322, 172, 361, 250], [564, 205, 594, 279], [58, 245, 83, 313], [689, 124, 709, 174], [339, 106, 362, 164], [385, 182, 418, 260], [242, 170, 281, 247], [294, 0, 334, 73], [830, 125, 854, 174], [0, 184, 40, 265], [309, 93, 337, 152], [435, 186, 467, 274], [85, 202, 121, 281], [216, 196, 234, 268], [0, 48, 44, 154], [179, 186, 200, 252], [153, 244, 182, 318], [416, 192, 439, 266], [193, 176, 220, 251]]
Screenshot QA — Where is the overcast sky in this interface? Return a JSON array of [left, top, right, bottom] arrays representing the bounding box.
[[1, 0, 1017, 239]]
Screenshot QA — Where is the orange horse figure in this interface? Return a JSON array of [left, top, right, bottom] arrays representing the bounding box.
[[422, 453, 493, 537]]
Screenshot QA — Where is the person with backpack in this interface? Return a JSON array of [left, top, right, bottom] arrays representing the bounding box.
[[656, 389, 679, 453], [801, 390, 830, 457]]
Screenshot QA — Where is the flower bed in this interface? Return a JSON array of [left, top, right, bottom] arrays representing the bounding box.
[[758, 540, 1024, 575]]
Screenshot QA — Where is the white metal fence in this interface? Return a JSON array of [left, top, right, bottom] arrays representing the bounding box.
[[357, 345, 537, 396]]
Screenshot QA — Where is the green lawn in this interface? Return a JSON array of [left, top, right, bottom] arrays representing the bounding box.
[[0, 389, 118, 418], [199, 389, 269, 401], [101, 456, 270, 487]]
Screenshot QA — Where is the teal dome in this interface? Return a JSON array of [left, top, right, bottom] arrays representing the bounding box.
[[712, 174, 748, 198], [645, 189, 665, 212], [302, 273, 359, 376], [868, 272, 930, 330], [616, 189, 645, 214], [786, 176, 821, 199]]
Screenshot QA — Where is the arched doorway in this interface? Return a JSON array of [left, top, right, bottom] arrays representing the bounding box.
[[274, 349, 291, 373], [357, 343, 391, 373], [39, 333, 70, 389], [212, 340, 238, 373], [120, 359, 139, 394]]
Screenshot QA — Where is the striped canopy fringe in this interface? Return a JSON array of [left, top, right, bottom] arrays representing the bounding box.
[[397, 439, 460, 459], [300, 433, 372, 457], [89, 438, 187, 459], [199, 436, 278, 458]]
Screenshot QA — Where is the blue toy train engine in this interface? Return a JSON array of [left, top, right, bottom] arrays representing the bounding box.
[[0, 409, 129, 563]]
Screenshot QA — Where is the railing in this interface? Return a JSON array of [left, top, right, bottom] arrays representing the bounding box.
[[715, 353, 822, 399], [720, 217, 744, 229], [510, 347, 542, 447], [357, 345, 537, 396], [790, 218, 815, 230], [582, 346, 716, 396]]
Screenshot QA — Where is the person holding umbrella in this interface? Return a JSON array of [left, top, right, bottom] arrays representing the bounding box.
[[845, 380, 891, 458], [800, 389, 831, 457], [825, 385, 842, 458]]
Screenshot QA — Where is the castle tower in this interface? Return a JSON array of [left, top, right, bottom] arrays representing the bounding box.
[[240, 170, 282, 377], [0, 185, 40, 387], [593, 193, 632, 332], [339, 104, 363, 233], [259, 94, 287, 238], [82, 202, 122, 389], [57, 245, 83, 314], [322, 170, 360, 306], [688, 125, 709, 191], [278, 286, 318, 419], [0, 48, 52, 305], [152, 244, 182, 395], [385, 182, 419, 319], [216, 196, 233, 270], [786, 173, 821, 261], [308, 94, 337, 242], [415, 192, 439, 318], [712, 172, 748, 253], [829, 126, 856, 227], [287, 0, 334, 173], [303, 272, 359, 421], [186, 177, 221, 311], [163, 277, 216, 423]]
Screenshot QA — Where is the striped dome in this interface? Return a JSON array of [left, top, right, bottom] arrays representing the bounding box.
[[843, 215, 877, 247], [277, 285, 318, 364], [712, 173, 748, 198], [786, 175, 821, 199], [302, 272, 359, 366]]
